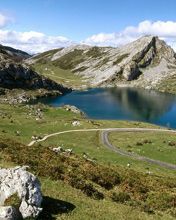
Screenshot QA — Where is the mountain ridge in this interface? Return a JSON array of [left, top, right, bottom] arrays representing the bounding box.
[[26, 35, 176, 93], [0, 44, 31, 61], [0, 44, 71, 97]]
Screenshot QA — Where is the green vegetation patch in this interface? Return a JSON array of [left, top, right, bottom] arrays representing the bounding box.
[[72, 66, 88, 73], [52, 49, 84, 70], [157, 74, 176, 94], [34, 48, 63, 62], [0, 138, 120, 199], [113, 53, 129, 65], [85, 46, 107, 58], [109, 131, 176, 164], [32, 62, 84, 88], [95, 57, 110, 68]]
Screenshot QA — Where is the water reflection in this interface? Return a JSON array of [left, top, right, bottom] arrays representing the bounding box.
[[108, 87, 175, 121]]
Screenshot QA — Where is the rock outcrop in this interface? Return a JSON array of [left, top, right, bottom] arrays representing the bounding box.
[[0, 62, 71, 93], [0, 166, 43, 219], [27, 36, 176, 92], [63, 105, 85, 116], [0, 44, 71, 94]]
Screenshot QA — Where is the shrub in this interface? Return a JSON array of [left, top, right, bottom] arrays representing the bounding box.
[[146, 191, 176, 211], [68, 175, 104, 200], [111, 191, 130, 203], [136, 142, 143, 146], [0, 141, 8, 149], [168, 141, 176, 147], [83, 164, 121, 190]]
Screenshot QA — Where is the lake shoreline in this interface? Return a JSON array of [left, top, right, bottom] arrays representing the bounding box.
[[32, 87, 176, 129]]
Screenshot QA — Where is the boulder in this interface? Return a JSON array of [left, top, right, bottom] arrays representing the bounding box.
[[64, 105, 85, 116], [0, 166, 43, 219], [72, 121, 81, 126], [52, 146, 63, 153]]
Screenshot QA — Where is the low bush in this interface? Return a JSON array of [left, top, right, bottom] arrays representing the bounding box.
[[111, 191, 130, 203]]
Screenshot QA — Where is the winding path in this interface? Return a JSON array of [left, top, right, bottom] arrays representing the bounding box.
[[101, 130, 176, 170], [28, 127, 176, 170]]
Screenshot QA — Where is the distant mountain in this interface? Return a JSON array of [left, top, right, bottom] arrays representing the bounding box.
[[26, 36, 176, 93], [0, 44, 31, 61], [0, 44, 71, 94]]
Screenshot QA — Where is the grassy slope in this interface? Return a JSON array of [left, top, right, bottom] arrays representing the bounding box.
[[41, 179, 175, 220], [30, 46, 111, 89], [157, 74, 176, 94], [1, 102, 176, 176], [31, 48, 89, 89], [0, 103, 176, 219], [109, 132, 176, 164], [33, 63, 86, 89], [1, 136, 176, 220]]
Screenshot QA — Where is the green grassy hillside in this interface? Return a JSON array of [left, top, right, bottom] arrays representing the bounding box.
[[0, 102, 176, 219], [29, 46, 109, 89], [157, 74, 176, 94], [33, 63, 86, 89]]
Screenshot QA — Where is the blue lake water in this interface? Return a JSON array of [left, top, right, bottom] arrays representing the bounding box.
[[38, 87, 176, 129]]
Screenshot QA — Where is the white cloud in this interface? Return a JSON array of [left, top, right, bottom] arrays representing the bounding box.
[[123, 20, 176, 37], [0, 30, 73, 54], [83, 20, 176, 51], [83, 33, 136, 47], [0, 13, 12, 28], [1, 20, 176, 54]]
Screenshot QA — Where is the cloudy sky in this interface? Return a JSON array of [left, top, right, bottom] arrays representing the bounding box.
[[1, 0, 176, 53]]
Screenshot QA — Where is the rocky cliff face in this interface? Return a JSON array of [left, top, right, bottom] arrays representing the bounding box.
[[27, 36, 176, 92], [0, 45, 71, 94], [0, 62, 70, 92]]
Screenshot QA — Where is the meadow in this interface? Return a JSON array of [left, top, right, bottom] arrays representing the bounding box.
[[0, 102, 176, 219]]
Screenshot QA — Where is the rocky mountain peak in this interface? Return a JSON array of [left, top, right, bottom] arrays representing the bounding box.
[[27, 36, 176, 92], [112, 35, 176, 81], [154, 36, 176, 61]]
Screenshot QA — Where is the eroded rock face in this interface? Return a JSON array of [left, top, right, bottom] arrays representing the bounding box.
[[0, 166, 43, 219]]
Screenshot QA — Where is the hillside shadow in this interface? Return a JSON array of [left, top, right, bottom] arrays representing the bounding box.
[[38, 196, 76, 220]]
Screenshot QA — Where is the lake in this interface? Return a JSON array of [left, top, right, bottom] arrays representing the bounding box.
[[38, 87, 176, 129]]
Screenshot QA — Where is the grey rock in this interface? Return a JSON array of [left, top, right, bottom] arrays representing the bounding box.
[[72, 121, 81, 126], [0, 166, 43, 219], [52, 146, 64, 153], [52, 147, 73, 155], [64, 105, 85, 115]]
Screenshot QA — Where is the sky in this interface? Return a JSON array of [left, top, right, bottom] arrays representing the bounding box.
[[0, 0, 176, 53]]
